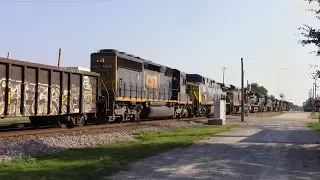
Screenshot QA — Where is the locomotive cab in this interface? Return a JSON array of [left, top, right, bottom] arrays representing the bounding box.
[[90, 49, 191, 122]]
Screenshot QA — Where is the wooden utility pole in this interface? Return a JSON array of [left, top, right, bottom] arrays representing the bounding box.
[[222, 67, 225, 84], [57, 48, 62, 67], [7, 52, 10, 59], [241, 58, 245, 122]]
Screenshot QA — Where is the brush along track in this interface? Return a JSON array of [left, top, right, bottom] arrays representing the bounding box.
[[0, 117, 209, 138]]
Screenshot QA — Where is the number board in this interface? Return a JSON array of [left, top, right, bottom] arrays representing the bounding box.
[[91, 64, 113, 69], [102, 64, 113, 69]]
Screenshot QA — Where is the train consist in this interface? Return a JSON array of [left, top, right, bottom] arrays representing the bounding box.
[[0, 49, 295, 128]]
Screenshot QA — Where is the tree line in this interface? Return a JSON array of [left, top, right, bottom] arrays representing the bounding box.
[[299, 0, 320, 56], [246, 82, 284, 99]]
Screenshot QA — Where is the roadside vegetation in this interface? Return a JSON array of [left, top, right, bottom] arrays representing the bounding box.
[[0, 124, 238, 180], [308, 122, 320, 131], [309, 112, 319, 119]]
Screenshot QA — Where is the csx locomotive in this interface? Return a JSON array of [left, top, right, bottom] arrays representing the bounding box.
[[91, 49, 224, 123], [0, 49, 294, 128]]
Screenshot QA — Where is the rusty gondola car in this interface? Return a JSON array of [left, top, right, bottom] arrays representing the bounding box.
[[0, 57, 100, 128]]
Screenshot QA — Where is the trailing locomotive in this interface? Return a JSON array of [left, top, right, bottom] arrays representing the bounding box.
[[224, 89, 295, 114], [0, 48, 296, 128]]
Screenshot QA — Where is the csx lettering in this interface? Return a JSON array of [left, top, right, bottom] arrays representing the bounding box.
[[146, 75, 158, 88]]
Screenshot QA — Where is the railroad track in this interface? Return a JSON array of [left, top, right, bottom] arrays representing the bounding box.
[[0, 117, 210, 138]]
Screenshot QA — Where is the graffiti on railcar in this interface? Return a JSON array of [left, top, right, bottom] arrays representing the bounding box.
[[0, 80, 5, 116], [83, 76, 94, 112], [0, 76, 95, 117]]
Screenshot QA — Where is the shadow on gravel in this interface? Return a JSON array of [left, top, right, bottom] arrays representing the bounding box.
[[0, 139, 67, 157], [0, 142, 194, 180], [2, 142, 319, 180], [238, 129, 320, 144], [107, 143, 320, 180]]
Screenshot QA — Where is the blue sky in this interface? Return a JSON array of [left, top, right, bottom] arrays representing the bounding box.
[[0, 0, 319, 106]]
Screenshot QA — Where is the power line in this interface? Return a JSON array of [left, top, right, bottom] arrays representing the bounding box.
[[245, 62, 304, 71], [0, 0, 108, 2]]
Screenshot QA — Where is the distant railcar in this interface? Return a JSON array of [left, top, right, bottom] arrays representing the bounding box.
[[185, 74, 217, 117]]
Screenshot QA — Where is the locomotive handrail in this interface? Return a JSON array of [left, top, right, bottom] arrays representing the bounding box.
[[100, 79, 109, 108]]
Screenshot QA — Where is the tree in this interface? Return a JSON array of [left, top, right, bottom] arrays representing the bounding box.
[[249, 82, 268, 95], [280, 92, 284, 100], [299, 0, 320, 56]]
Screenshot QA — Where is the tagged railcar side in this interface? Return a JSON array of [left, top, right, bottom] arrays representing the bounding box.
[[0, 57, 100, 127]]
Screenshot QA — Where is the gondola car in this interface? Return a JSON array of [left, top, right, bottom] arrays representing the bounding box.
[[0, 57, 100, 128]]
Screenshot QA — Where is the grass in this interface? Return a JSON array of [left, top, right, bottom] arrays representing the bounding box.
[[251, 112, 285, 118], [0, 124, 238, 180], [309, 112, 319, 119], [0, 117, 30, 125], [308, 122, 320, 131]]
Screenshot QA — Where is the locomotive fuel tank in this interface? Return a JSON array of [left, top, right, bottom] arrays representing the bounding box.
[[147, 106, 174, 118], [141, 102, 174, 119]]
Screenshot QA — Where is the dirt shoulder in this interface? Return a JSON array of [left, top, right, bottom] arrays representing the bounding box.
[[109, 113, 320, 180]]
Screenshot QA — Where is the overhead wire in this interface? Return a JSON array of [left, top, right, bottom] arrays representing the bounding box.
[[244, 62, 305, 71], [0, 0, 108, 2]]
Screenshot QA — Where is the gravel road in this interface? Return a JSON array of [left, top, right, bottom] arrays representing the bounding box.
[[109, 112, 320, 180]]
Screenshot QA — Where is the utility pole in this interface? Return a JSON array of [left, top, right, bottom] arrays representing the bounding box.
[[241, 58, 245, 122], [7, 52, 10, 59], [312, 73, 318, 112], [315, 78, 317, 100], [222, 67, 225, 84], [57, 48, 62, 67]]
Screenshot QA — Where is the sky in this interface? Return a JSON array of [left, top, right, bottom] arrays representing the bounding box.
[[0, 0, 319, 106]]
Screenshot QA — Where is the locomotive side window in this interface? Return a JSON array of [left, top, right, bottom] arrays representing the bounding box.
[[186, 85, 190, 94], [221, 93, 226, 100]]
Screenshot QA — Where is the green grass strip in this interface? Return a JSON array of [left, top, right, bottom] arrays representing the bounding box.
[[0, 124, 238, 180]]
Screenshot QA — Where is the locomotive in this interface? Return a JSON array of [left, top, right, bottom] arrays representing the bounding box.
[[90, 49, 223, 123], [0, 49, 295, 128], [224, 90, 295, 114]]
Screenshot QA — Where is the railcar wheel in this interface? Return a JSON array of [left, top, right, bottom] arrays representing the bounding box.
[[183, 110, 189, 118], [118, 114, 125, 123], [130, 115, 136, 122], [76, 115, 85, 126], [67, 116, 76, 128], [56, 118, 68, 128]]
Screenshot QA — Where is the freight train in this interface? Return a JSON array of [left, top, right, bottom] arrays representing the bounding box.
[[0, 49, 295, 128]]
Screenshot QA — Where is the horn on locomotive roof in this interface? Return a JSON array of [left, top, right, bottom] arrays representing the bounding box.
[[119, 52, 127, 55], [99, 49, 118, 53]]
